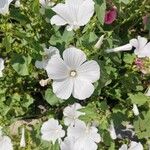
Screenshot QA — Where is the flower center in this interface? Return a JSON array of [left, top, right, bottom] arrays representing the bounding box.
[[70, 70, 77, 77]]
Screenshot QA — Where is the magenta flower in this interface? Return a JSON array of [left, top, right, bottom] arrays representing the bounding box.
[[104, 7, 117, 24]]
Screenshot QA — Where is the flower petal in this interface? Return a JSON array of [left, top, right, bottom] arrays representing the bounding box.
[[73, 78, 94, 100], [77, 60, 100, 83], [52, 78, 73, 99], [119, 144, 128, 150], [45, 56, 69, 80], [51, 15, 67, 26], [51, 4, 72, 25], [77, 0, 95, 25], [106, 43, 132, 53], [137, 36, 148, 50], [63, 47, 86, 69]]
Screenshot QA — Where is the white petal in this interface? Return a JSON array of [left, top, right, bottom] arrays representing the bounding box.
[[129, 141, 143, 150], [137, 42, 150, 58], [45, 56, 69, 80], [106, 43, 132, 53], [51, 4, 72, 25], [0, 136, 13, 150], [63, 47, 86, 69], [51, 15, 67, 26], [73, 78, 94, 100], [130, 38, 138, 48], [137, 36, 148, 50], [89, 127, 101, 143], [60, 137, 76, 150], [77, 0, 95, 26], [77, 60, 100, 83], [132, 104, 139, 116], [52, 78, 73, 100], [74, 138, 98, 150], [119, 144, 128, 150], [67, 120, 86, 138]]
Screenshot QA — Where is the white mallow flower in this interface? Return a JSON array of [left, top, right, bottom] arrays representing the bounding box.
[[0, 58, 4, 77], [20, 127, 26, 148], [41, 118, 65, 144], [63, 103, 85, 126], [50, 0, 95, 31], [107, 36, 150, 58], [67, 120, 101, 150], [45, 47, 100, 100], [35, 46, 60, 69], [0, 0, 13, 15], [119, 141, 143, 150], [108, 121, 117, 140], [145, 87, 150, 96], [0, 127, 13, 150], [132, 104, 139, 116]]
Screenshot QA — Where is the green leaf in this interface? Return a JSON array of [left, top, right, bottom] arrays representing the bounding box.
[[134, 111, 150, 138], [45, 89, 61, 106], [11, 54, 32, 76], [128, 93, 149, 106], [95, 0, 106, 25]]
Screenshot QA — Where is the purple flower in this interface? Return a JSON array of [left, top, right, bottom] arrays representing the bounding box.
[[104, 7, 117, 24]]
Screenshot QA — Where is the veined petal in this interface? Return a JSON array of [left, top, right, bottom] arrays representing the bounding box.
[[0, 136, 13, 150], [137, 42, 150, 58], [77, 0, 95, 26], [106, 43, 132, 53], [51, 4, 72, 25], [63, 47, 86, 69], [45, 56, 69, 80], [119, 144, 128, 150], [52, 78, 73, 100], [137, 36, 148, 50], [129, 141, 143, 150], [51, 15, 67, 26], [77, 60, 100, 83], [73, 78, 94, 100]]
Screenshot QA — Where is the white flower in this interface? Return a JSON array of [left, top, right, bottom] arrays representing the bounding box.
[[108, 121, 117, 140], [45, 47, 100, 100], [63, 103, 85, 126], [0, 0, 13, 15], [35, 46, 60, 69], [39, 0, 54, 8], [67, 120, 101, 150], [132, 104, 139, 116], [60, 137, 76, 150], [130, 36, 150, 58], [0, 128, 13, 150], [41, 118, 65, 144], [20, 127, 26, 148], [0, 58, 4, 77], [119, 141, 143, 150], [94, 35, 105, 49], [107, 36, 150, 58], [50, 0, 95, 31]]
